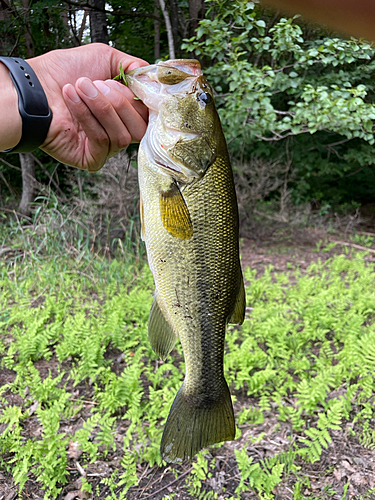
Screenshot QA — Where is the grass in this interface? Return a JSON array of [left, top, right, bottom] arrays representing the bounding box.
[[1, 203, 375, 499]]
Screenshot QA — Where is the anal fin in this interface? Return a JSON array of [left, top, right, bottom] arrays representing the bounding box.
[[149, 296, 177, 360], [229, 274, 246, 325]]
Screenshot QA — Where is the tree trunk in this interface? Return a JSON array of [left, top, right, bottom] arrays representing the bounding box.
[[78, 10, 89, 44], [189, 0, 205, 38], [18, 153, 36, 216], [0, 0, 15, 55], [18, 0, 36, 217], [168, 0, 179, 56], [154, 2, 160, 60], [22, 0, 34, 57], [89, 0, 109, 44], [158, 0, 175, 59]]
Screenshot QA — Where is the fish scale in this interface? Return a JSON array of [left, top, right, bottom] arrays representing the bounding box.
[[126, 59, 245, 463]]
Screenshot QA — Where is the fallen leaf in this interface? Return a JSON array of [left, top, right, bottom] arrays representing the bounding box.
[[341, 460, 356, 473], [63, 491, 80, 500], [333, 469, 342, 481], [350, 473, 367, 485], [4, 490, 17, 500], [28, 400, 39, 416], [68, 441, 83, 460]]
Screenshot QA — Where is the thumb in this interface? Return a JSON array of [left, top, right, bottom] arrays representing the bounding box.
[[109, 48, 149, 78]]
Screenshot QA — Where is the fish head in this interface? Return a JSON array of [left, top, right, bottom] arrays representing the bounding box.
[[126, 60, 224, 182]]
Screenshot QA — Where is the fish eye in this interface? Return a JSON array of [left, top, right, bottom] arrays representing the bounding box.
[[197, 92, 212, 105]]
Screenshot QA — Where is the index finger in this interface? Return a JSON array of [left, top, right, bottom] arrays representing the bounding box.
[[105, 80, 148, 122]]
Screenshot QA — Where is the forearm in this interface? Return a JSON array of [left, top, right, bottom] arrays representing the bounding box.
[[263, 0, 375, 40], [0, 62, 22, 151]]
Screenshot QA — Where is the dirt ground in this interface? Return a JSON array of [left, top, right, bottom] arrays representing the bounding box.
[[2, 224, 375, 500]]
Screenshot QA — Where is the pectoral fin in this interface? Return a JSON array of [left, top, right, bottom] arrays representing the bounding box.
[[149, 296, 177, 360], [160, 182, 193, 240], [228, 275, 246, 325]]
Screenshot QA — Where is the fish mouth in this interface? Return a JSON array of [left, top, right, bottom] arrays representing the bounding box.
[[125, 61, 203, 111], [126, 59, 202, 79]]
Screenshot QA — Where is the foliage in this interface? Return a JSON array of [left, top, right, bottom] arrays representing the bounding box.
[[2, 221, 375, 497], [108, 0, 161, 62], [3, 0, 375, 208], [235, 448, 284, 499], [183, 0, 375, 205]]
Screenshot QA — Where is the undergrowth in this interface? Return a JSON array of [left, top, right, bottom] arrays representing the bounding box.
[[1, 209, 375, 499]]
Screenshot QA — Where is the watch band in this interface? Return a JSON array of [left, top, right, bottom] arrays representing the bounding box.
[[0, 56, 53, 153]]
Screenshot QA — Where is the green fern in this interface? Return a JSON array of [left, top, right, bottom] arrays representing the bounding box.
[[235, 447, 284, 499], [3, 240, 375, 496], [298, 400, 343, 462]]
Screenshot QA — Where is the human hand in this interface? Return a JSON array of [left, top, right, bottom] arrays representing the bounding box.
[[28, 43, 149, 172]]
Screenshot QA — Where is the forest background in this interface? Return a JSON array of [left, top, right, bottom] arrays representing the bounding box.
[[1, 0, 375, 224]]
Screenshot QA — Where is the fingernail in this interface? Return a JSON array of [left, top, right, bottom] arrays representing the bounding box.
[[64, 84, 81, 103], [94, 80, 111, 96], [79, 78, 98, 98]]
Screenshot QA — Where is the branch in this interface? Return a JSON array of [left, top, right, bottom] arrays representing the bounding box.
[[330, 239, 375, 254], [0, 207, 33, 221], [0, 156, 61, 197], [139, 467, 193, 500], [61, 0, 162, 21], [274, 110, 295, 116], [308, 137, 352, 151], [78, 9, 88, 44], [0, 170, 16, 196], [158, 0, 175, 58], [254, 126, 311, 141], [0, 247, 12, 257], [30, 153, 68, 201], [8, 27, 21, 56], [0, 156, 22, 172], [345, 166, 366, 177], [111, 8, 161, 22]]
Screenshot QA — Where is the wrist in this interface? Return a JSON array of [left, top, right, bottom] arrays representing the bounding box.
[[0, 57, 53, 153], [0, 62, 22, 151]]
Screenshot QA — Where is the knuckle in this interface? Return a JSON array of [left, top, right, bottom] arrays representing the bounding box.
[[133, 124, 147, 143], [96, 130, 110, 145], [98, 100, 113, 114], [107, 91, 127, 111], [116, 131, 132, 150]]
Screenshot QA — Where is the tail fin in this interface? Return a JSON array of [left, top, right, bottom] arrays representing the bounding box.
[[160, 382, 235, 463]]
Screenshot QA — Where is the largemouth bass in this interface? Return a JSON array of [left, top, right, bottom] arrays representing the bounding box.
[[126, 60, 245, 463]]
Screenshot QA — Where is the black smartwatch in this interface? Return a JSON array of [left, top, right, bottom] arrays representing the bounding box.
[[0, 57, 53, 153]]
